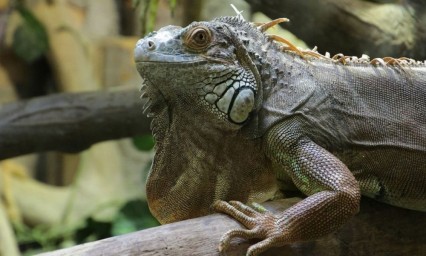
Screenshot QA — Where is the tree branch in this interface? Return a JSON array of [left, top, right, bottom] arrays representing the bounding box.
[[0, 89, 150, 160], [37, 198, 426, 256], [246, 0, 426, 59], [37, 199, 301, 256]]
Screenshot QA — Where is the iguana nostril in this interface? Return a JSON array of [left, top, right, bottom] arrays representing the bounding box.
[[147, 40, 156, 50]]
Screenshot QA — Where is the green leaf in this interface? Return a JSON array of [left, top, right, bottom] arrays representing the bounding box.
[[13, 5, 49, 62], [132, 0, 141, 8], [111, 200, 159, 236], [147, 0, 159, 34], [169, 0, 176, 16], [132, 135, 155, 151]]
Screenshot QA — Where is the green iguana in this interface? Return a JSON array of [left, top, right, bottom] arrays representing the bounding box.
[[134, 15, 426, 256]]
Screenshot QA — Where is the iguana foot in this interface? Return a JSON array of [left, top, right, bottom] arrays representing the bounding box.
[[213, 200, 286, 256]]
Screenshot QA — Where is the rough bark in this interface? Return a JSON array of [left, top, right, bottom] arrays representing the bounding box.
[[37, 197, 426, 256], [245, 0, 426, 59], [0, 89, 150, 160]]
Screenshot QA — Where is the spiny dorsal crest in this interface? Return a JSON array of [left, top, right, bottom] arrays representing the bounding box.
[[220, 12, 426, 67], [258, 18, 426, 67]]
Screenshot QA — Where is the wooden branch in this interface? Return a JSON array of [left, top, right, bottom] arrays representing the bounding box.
[[246, 0, 426, 59], [0, 89, 150, 160], [36, 199, 300, 256], [38, 198, 426, 256]]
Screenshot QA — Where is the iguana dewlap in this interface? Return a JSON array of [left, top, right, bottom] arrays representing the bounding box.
[[134, 16, 426, 256]]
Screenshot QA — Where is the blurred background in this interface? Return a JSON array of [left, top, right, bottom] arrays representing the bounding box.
[[0, 0, 424, 255]]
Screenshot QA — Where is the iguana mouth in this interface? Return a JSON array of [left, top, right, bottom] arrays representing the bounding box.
[[134, 54, 206, 64]]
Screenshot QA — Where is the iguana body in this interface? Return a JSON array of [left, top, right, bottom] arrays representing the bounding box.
[[134, 16, 426, 255]]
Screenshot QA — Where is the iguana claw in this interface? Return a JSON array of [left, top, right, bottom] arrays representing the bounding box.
[[213, 200, 282, 256]]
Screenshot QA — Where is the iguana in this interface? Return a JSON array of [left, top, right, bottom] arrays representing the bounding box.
[[134, 15, 426, 256]]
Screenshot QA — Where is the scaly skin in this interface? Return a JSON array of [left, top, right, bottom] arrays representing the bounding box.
[[134, 16, 426, 255]]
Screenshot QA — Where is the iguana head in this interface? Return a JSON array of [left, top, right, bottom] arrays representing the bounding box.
[[134, 17, 266, 132]]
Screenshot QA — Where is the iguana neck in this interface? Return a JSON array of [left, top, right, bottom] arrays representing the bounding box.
[[147, 106, 280, 224]]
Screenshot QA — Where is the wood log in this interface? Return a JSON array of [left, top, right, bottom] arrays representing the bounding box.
[[0, 89, 150, 160], [37, 198, 426, 256]]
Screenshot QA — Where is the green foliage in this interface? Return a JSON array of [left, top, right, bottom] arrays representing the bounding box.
[[12, 4, 49, 62], [132, 135, 155, 151], [16, 200, 159, 254], [74, 218, 113, 244], [169, 0, 176, 16], [134, 0, 176, 35], [111, 199, 159, 236], [14, 222, 76, 255]]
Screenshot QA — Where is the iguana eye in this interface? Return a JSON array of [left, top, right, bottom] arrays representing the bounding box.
[[185, 26, 211, 49]]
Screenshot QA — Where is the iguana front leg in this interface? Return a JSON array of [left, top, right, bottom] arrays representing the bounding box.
[[214, 121, 361, 255]]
